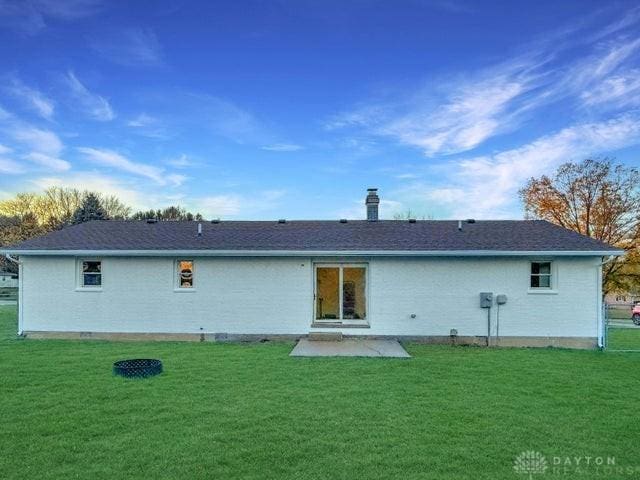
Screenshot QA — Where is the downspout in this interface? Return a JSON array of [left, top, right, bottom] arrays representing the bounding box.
[[5, 254, 22, 335], [598, 255, 617, 349]]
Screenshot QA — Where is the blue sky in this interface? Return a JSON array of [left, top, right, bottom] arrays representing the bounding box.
[[0, 0, 639, 220]]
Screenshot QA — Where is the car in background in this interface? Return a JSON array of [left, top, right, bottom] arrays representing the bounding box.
[[633, 304, 640, 325]]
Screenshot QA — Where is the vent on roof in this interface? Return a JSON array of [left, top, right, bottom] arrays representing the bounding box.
[[146, 218, 158, 224], [211, 219, 220, 224], [467, 218, 476, 224], [197, 223, 202, 236], [408, 218, 416, 223], [339, 218, 348, 223], [278, 219, 287, 224]]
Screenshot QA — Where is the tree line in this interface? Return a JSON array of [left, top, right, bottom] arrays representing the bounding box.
[[1, 158, 638, 294], [0, 187, 203, 273]]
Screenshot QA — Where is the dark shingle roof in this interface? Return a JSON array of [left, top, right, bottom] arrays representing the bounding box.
[[4, 219, 620, 254]]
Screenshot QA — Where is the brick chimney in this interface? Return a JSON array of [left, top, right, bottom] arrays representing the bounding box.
[[365, 188, 379, 221]]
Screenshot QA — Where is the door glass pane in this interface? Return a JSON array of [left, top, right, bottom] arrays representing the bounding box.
[[343, 267, 366, 320], [316, 268, 339, 320]]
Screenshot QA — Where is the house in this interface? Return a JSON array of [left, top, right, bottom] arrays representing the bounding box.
[[2, 189, 622, 348], [0, 271, 18, 288]]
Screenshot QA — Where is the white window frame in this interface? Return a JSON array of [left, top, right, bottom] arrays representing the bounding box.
[[175, 259, 196, 292], [528, 260, 558, 294], [313, 263, 368, 323], [76, 258, 103, 291]]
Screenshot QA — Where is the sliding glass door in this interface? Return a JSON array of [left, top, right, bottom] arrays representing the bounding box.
[[315, 264, 367, 321]]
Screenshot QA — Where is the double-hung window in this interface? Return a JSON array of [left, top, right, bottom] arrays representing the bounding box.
[[80, 260, 102, 288], [530, 261, 552, 289]]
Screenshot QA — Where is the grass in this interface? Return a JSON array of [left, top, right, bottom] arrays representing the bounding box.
[[1, 306, 639, 479], [607, 327, 640, 350]]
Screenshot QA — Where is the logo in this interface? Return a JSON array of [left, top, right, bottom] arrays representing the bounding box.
[[514, 451, 548, 478]]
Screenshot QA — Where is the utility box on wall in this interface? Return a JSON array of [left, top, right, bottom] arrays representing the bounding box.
[[480, 292, 493, 308]]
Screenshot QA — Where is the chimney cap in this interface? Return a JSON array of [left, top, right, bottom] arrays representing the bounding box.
[[367, 187, 378, 192]]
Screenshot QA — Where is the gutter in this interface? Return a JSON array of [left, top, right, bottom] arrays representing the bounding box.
[[0, 249, 625, 257], [597, 255, 619, 349]]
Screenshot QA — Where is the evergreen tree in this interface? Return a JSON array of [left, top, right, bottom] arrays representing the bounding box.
[[71, 193, 107, 224]]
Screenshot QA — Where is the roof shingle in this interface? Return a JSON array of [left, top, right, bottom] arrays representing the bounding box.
[[4, 219, 620, 254]]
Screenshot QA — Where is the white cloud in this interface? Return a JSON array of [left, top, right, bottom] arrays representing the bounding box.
[[4, 77, 55, 119], [196, 190, 286, 219], [63, 71, 115, 121], [127, 113, 157, 127], [402, 114, 640, 218], [91, 27, 163, 67], [77, 147, 184, 186], [327, 9, 640, 157], [261, 143, 304, 152], [0, 157, 25, 174], [165, 154, 195, 168], [11, 126, 63, 156], [0, 144, 12, 155], [24, 152, 70, 172]]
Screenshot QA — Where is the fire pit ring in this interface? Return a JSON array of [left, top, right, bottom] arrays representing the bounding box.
[[113, 359, 163, 378]]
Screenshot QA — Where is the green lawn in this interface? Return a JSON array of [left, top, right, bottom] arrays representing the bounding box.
[[1, 306, 639, 479], [607, 327, 640, 351]]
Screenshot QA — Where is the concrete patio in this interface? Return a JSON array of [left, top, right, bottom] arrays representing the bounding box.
[[290, 339, 411, 358]]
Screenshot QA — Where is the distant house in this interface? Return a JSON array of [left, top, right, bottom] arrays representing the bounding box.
[[2, 189, 622, 349], [0, 271, 18, 288], [605, 291, 640, 306]]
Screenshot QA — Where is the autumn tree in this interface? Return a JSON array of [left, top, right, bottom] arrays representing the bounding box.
[[520, 158, 640, 294], [0, 187, 130, 228]]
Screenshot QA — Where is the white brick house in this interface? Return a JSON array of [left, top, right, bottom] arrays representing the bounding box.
[[3, 189, 622, 348]]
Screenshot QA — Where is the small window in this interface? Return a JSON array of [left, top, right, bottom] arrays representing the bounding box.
[[177, 260, 194, 288], [81, 260, 102, 287], [530, 262, 552, 289]]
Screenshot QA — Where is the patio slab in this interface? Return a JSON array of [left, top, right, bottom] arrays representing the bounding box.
[[290, 339, 411, 358]]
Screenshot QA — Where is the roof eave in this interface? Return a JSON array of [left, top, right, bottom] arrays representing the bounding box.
[[2, 249, 625, 257]]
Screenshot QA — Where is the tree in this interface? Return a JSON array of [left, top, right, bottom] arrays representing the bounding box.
[[0, 213, 46, 274], [130, 205, 203, 221], [71, 193, 107, 224], [392, 209, 433, 220], [520, 158, 640, 294], [0, 187, 130, 228]]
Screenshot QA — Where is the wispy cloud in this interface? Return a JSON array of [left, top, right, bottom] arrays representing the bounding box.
[[63, 71, 115, 121], [0, 0, 104, 35], [127, 113, 157, 128], [24, 152, 70, 172], [90, 27, 163, 67], [165, 154, 195, 168], [197, 190, 286, 218], [4, 76, 55, 119], [11, 126, 63, 156], [328, 9, 640, 157], [398, 114, 640, 218], [261, 143, 304, 152], [77, 147, 183, 186], [0, 158, 24, 174]]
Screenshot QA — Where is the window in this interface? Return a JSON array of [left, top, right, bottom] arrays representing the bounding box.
[[315, 265, 367, 321], [81, 260, 102, 288], [177, 260, 194, 289], [530, 262, 552, 289]]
